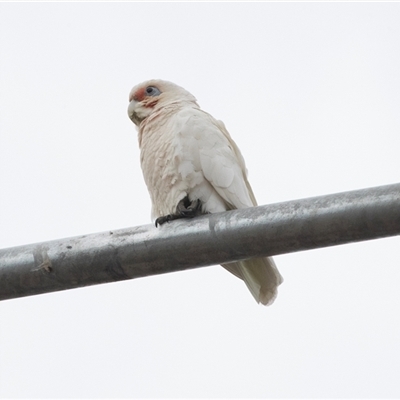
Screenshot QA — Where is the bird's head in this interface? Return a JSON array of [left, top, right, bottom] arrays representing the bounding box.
[[127, 79, 198, 126]]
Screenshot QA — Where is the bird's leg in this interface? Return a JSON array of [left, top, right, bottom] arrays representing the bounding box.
[[176, 197, 202, 218], [155, 196, 202, 227]]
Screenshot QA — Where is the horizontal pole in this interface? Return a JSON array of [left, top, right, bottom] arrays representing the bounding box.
[[1, 183, 400, 301]]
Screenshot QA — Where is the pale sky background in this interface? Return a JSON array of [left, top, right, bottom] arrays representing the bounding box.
[[1, 2, 400, 398]]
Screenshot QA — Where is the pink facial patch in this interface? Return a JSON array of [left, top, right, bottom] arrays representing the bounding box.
[[132, 87, 146, 102], [145, 99, 158, 108]]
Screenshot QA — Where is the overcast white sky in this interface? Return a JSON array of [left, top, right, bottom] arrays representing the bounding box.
[[1, 2, 400, 398]]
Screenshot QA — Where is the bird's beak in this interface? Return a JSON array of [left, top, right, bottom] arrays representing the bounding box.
[[127, 100, 137, 120], [127, 100, 141, 126]]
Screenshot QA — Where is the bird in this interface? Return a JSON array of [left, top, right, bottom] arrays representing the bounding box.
[[127, 79, 283, 305]]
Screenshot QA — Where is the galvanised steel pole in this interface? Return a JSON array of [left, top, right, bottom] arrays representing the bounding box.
[[1, 183, 400, 301]]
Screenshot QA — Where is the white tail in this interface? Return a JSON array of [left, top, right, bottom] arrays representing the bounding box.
[[222, 257, 283, 305]]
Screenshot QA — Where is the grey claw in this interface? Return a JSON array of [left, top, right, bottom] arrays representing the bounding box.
[[155, 196, 203, 228]]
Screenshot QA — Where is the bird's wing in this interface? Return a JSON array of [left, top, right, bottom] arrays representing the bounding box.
[[175, 108, 282, 305], [214, 118, 258, 207], [181, 108, 256, 210]]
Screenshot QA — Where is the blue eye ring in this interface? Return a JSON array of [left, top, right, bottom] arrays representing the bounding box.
[[145, 86, 161, 96]]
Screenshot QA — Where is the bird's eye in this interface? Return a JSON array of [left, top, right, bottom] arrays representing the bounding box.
[[145, 86, 161, 96]]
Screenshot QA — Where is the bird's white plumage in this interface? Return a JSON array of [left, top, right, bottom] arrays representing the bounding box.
[[128, 79, 283, 305]]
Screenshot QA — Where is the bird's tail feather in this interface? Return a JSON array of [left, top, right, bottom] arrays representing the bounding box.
[[222, 257, 283, 305]]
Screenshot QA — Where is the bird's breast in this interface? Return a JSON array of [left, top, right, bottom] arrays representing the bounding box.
[[139, 113, 200, 218]]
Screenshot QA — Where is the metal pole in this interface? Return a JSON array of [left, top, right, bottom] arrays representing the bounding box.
[[1, 183, 400, 301]]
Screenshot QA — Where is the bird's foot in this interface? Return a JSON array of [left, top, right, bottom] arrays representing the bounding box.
[[155, 196, 202, 227], [176, 197, 202, 218], [155, 214, 178, 227]]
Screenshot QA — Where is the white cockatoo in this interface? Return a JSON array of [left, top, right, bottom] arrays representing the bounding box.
[[127, 79, 283, 305]]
